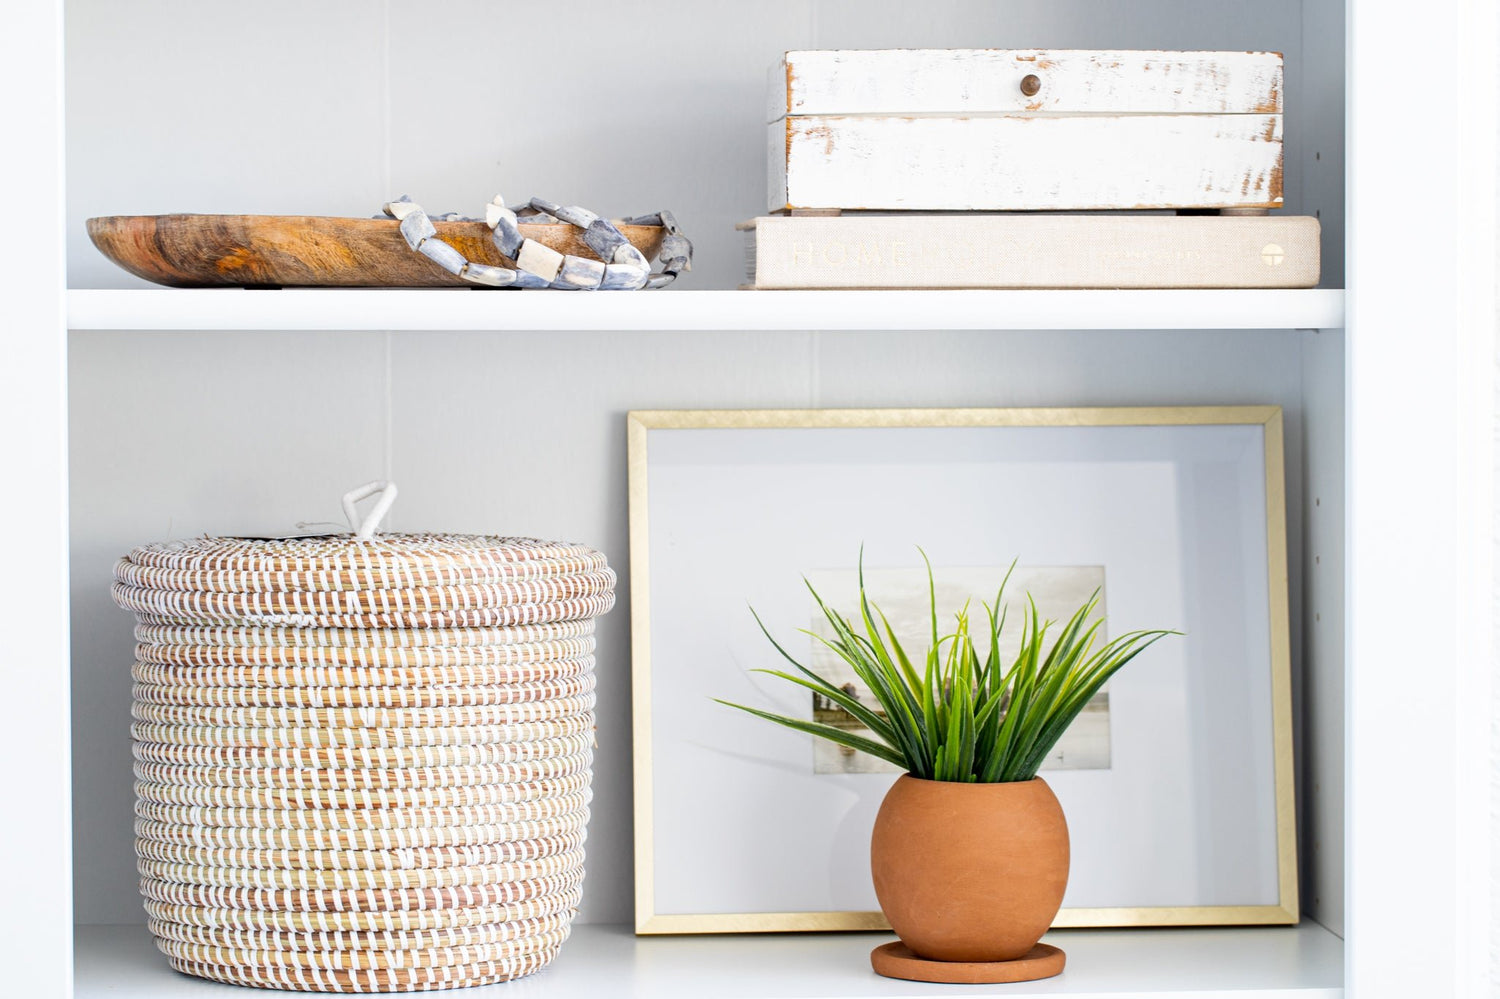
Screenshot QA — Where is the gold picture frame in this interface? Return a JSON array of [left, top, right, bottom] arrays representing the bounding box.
[[629, 407, 1297, 934]]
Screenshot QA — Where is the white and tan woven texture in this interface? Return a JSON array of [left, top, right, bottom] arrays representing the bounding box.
[[113, 527, 614, 992]]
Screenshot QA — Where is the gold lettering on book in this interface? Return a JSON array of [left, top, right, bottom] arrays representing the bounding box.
[[782, 240, 919, 268]]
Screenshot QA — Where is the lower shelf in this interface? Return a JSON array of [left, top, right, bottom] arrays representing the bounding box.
[[75, 921, 1343, 998]]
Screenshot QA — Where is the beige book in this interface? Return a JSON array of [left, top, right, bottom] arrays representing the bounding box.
[[739, 214, 1320, 289]]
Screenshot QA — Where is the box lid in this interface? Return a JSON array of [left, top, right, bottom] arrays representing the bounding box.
[[769, 49, 1283, 121]]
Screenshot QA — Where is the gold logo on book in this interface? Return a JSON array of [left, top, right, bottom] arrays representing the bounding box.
[[1261, 243, 1286, 266]]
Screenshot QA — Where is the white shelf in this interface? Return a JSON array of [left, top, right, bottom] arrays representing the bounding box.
[[67, 288, 1345, 332], [75, 922, 1343, 998]]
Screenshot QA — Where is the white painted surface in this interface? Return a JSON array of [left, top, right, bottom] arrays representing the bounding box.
[[1455, 0, 1500, 991], [52, 3, 1363, 995], [1298, 329, 1345, 936], [776, 114, 1284, 212], [0, 1, 72, 997], [1287, 5, 1347, 937], [75, 921, 1344, 998], [66, 288, 1346, 332], [1346, 0, 1496, 995], [776, 49, 1284, 117], [1490, 0, 1500, 980]]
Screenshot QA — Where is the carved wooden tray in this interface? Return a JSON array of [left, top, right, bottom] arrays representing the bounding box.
[[87, 214, 668, 288]]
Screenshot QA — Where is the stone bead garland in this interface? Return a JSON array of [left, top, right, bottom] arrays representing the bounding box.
[[383, 195, 692, 290]]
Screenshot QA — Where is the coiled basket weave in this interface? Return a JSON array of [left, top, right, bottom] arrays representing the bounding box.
[[112, 531, 615, 992]]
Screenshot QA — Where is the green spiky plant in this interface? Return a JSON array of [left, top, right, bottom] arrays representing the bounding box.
[[718, 554, 1177, 783]]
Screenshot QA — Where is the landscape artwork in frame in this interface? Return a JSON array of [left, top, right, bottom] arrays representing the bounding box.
[[627, 407, 1296, 935]]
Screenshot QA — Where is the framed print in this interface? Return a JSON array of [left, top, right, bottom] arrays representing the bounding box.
[[628, 407, 1296, 934]]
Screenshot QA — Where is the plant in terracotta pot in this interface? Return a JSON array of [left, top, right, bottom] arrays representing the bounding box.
[[719, 555, 1175, 985]]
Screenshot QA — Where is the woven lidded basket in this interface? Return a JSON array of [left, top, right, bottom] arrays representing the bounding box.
[[112, 483, 614, 992]]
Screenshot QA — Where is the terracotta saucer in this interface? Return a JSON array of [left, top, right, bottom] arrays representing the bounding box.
[[870, 941, 1066, 984]]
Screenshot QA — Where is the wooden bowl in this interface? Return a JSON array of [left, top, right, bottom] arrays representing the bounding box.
[[87, 214, 667, 288]]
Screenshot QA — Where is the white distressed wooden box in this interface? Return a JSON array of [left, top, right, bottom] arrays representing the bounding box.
[[767, 49, 1284, 212]]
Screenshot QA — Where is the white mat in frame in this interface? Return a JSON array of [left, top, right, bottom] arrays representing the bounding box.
[[628, 407, 1295, 934]]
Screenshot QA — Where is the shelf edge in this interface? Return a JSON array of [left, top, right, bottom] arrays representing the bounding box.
[[66, 288, 1346, 333]]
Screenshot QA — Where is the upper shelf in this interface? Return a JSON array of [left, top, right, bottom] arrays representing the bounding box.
[[67, 289, 1344, 332]]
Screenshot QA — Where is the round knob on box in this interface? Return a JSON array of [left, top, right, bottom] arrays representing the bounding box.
[[1020, 74, 1042, 97]]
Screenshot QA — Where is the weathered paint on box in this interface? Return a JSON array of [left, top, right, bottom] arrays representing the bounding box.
[[771, 49, 1283, 119], [769, 48, 1285, 212], [771, 114, 1284, 212]]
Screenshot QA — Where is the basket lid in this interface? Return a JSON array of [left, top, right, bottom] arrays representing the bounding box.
[[110, 483, 615, 626], [119, 533, 607, 573]]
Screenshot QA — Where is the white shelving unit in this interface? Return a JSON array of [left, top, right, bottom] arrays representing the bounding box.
[[3, 3, 1494, 999]]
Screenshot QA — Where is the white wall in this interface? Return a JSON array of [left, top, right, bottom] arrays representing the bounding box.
[[69, 327, 1321, 927], [64, 0, 1345, 929], [66, 0, 1341, 293], [1298, 328, 1344, 933]]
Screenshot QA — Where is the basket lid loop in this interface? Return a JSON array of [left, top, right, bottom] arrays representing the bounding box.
[[341, 481, 398, 539]]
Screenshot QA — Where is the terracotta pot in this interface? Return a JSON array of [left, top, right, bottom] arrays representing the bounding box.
[[870, 775, 1069, 963]]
